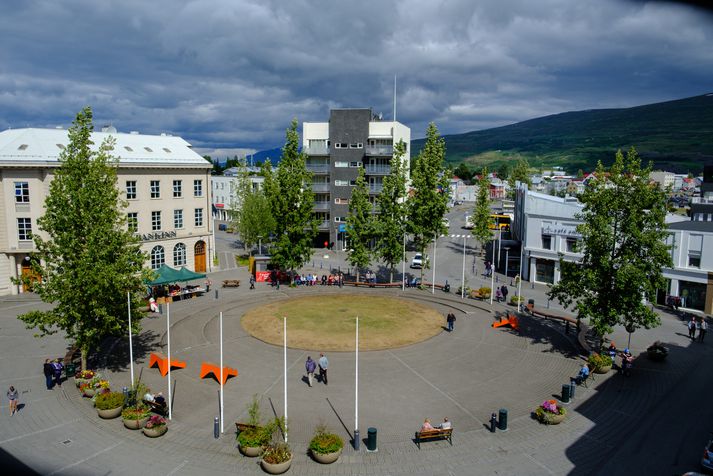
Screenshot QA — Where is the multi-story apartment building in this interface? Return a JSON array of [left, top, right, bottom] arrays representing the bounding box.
[[302, 109, 410, 248], [0, 127, 213, 296], [210, 168, 264, 221]]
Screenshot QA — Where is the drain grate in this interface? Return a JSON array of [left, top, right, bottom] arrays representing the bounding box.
[[61, 440, 72, 445]]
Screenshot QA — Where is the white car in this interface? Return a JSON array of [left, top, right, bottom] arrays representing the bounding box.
[[411, 253, 427, 269], [464, 215, 474, 229], [442, 218, 450, 229]]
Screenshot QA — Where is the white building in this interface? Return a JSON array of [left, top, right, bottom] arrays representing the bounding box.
[[0, 127, 214, 296], [210, 174, 264, 221], [650, 171, 675, 189], [663, 221, 713, 313]]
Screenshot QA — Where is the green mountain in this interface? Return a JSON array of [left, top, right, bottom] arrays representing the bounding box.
[[412, 93, 713, 174]]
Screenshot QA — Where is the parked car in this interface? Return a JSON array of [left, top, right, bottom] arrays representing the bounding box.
[[411, 253, 427, 269], [442, 218, 450, 229], [464, 215, 474, 229]]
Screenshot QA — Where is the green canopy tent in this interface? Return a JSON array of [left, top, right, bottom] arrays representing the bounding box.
[[176, 266, 206, 282], [147, 265, 185, 286]]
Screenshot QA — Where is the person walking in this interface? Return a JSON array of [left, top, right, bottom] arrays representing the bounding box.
[[446, 313, 456, 332], [305, 356, 317, 387], [699, 317, 707, 343], [7, 386, 18, 416], [695, 317, 702, 342], [501, 285, 509, 303], [249, 275, 255, 290], [318, 353, 329, 385], [688, 316, 696, 340], [205, 278, 212, 293], [52, 359, 64, 388], [43, 359, 54, 390]]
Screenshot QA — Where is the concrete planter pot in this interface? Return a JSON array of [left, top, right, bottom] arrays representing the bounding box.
[[239, 445, 262, 457], [594, 364, 612, 374], [312, 448, 342, 464], [143, 425, 167, 437], [97, 406, 122, 419], [123, 416, 149, 430], [261, 455, 292, 474], [82, 387, 96, 398], [539, 412, 566, 425]]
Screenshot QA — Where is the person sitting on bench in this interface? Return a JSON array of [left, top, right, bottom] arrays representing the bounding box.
[[571, 363, 590, 385], [439, 417, 452, 430], [144, 391, 155, 402], [154, 392, 166, 405], [420, 418, 434, 431]]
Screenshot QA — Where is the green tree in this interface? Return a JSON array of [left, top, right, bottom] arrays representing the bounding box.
[[267, 120, 318, 278], [496, 162, 511, 181], [345, 167, 373, 281], [407, 123, 450, 280], [231, 162, 275, 253], [17, 107, 150, 370], [453, 162, 473, 182], [375, 141, 409, 282], [508, 158, 532, 190], [471, 168, 493, 253], [548, 148, 672, 345]]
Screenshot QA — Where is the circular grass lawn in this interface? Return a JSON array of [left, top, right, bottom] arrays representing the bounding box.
[[241, 294, 444, 351]]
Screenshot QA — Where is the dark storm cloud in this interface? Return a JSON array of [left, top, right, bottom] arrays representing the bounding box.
[[1, 0, 711, 156]]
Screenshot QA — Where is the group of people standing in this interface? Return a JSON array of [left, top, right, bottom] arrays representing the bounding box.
[[305, 353, 329, 387], [687, 315, 708, 342], [494, 285, 509, 303], [43, 358, 64, 390]]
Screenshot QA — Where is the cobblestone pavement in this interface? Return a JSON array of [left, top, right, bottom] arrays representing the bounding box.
[[1, 259, 711, 475]]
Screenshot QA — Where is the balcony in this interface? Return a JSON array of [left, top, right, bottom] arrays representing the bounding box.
[[365, 165, 390, 175], [313, 201, 330, 211], [306, 164, 329, 174], [366, 145, 393, 156], [690, 196, 713, 204], [369, 184, 383, 194], [311, 183, 329, 192], [304, 144, 329, 155], [318, 220, 330, 230]]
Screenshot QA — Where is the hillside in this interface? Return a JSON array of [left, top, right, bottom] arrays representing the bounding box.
[[412, 93, 713, 173]]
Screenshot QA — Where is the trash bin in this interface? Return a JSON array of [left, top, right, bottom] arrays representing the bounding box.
[[498, 409, 508, 431], [65, 362, 76, 379], [367, 427, 377, 451], [561, 384, 571, 403]]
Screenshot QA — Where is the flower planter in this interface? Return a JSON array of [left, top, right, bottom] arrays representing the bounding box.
[[143, 425, 168, 437], [539, 412, 566, 425], [312, 448, 341, 464], [239, 445, 262, 457], [123, 416, 149, 430], [594, 364, 612, 374], [97, 406, 122, 419], [261, 455, 292, 474], [83, 387, 96, 398]]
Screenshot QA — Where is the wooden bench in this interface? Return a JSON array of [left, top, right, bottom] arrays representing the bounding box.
[[345, 281, 401, 288], [222, 279, 240, 288], [414, 428, 453, 449], [143, 399, 168, 416], [492, 313, 519, 331], [149, 352, 186, 377], [528, 306, 591, 353], [200, 362, 238, 384]]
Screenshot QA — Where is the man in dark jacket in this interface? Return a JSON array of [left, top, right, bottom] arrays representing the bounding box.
[[501, 285, 509, 303], [305, 356, 317, 387], [44, 359, 54, 390]]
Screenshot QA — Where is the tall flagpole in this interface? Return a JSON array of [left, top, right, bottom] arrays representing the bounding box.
[[283, 316, 287, 443], [461, 236, 467, 299], [127, 292, 134, 386], [490, 235, 496, 305], [167, 302, 172, 420], [402, 232, 406, 291], [355, 316, 359, 449], [220, 311, 224, 434], [431, 237, 436, 294]]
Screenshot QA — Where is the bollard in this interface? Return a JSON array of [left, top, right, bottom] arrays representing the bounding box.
[[354, 429, 360, 451], [569, 380, 576, 399], [510, 278, 513, 286], [214, 289, 218, 299], [547, 299, 550, 309], [531, 282, 535, 289], [490, 413, 497, 433], [561, 384, 571, 404], [122, 386, 129, 403], [498, 409, 508, 431], [214, 416, 219, 439], [366, 427, 377, 452], [158, 303, 163, 315], [496, 276, 499, 283]]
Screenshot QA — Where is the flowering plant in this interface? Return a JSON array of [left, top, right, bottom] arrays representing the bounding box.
[[535, 399, 566, 424], [79, 382, 91, 391], [94, 379, 110, 389], [587, 352, 613, 370], [76, 370, 96, 379], [145, 415, 167, 429]]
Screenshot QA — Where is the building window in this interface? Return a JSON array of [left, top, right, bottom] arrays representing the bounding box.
[[174, 209, 183, 229], [535, 258, 555, 284], [173, 180, 182, 198], [334, 216, 347, 223], [126, 181, 137, 200], [173, 243, 186, 266], [15, 182, 30, 203], [194, 180, 203, 197], [150, 246, 165, 269], [335, 162, 348, 168], [350, 162, 360, 167], [150, 180, 160, 198], [542, 235, 552, 250], [152, 211, 161, 231], [565, 237, 578, 253], [688, 254, 701, 268], [194, 208, 203, 227], [127, 212, 138, 232], [335, 180, 349, 186], [17, 218, 32, 241]]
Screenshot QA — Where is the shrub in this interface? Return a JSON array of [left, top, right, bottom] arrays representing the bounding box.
[[95, 391, 125, 410], [145, 415, 167, 429], [477, 287, 492, 297], [237, 427, 270, 448], [588, 352, 613, 370], [262, 441, 292, 464], [309, 425, 344, 455], [122, 405, 150, 420], [535, 399, 566, 424], [510, 295, 525, 305]]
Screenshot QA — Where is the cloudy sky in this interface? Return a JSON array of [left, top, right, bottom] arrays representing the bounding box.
[[1, 0, 711, 158]]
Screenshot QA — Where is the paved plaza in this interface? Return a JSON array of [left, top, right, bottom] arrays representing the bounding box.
[[1, 217, 712, 475]]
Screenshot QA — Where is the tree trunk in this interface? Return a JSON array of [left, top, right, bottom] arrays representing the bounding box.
[[81, 347, 88, 371], [389, 268, 393, 283]]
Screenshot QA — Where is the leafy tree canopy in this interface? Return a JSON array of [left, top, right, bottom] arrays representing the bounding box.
[[345, 167, 373, 280], [471, 167, 493, 248]]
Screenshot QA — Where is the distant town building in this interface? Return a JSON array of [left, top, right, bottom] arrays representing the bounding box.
[[650, 171, 675, 189], [210, 173, 263, 221], [0, 127, 214, 296]]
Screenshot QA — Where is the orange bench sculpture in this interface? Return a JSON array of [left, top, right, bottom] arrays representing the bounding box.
[[200, 362, 238, 385], [149, 352, 186, 377], [492, 313, 519, 331]]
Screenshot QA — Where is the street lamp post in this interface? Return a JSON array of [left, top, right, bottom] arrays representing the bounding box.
[[402, 232, 406, 291], [461, 234, 470, 299], [431, 235, 437, 294], [504, 247, 510, 278]]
